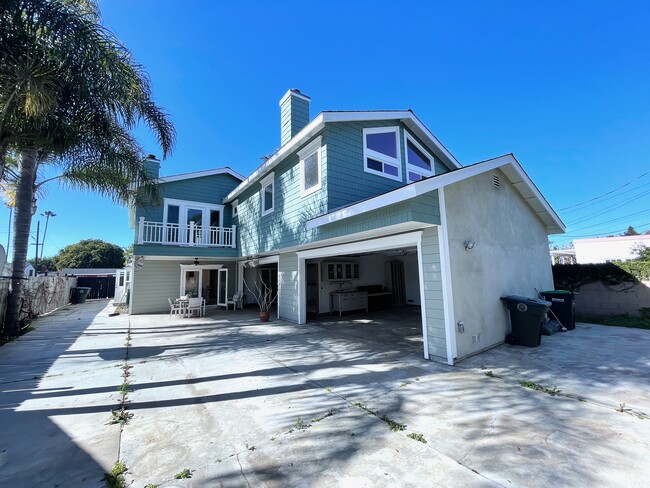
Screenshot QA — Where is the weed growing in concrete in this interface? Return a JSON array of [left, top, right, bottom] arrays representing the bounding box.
[[380, 414, 406, 432], [399, 380, 412, 387], [119, 381, 130, 396], [519, 380, 562, 397], [325, 386, 332, 392], [295, 417, 310, 430], [216, 458, 222, 463], [109, 320, 134, 425], [103, 460, 127, 488], [174, 468, 192, 479], [247, 444, 256, 451], [108, 409, 134, 425], [353, 402, 378, 416], [313, 409, 336, 423], [144, 484, 159, 488], [484, 371, 495, 378], [519, 380, 542, 391], [617, 403, 626, 412], [407, 433, 427, 443]]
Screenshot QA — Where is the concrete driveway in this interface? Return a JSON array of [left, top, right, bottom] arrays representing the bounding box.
[[1, 301, 649, 487]]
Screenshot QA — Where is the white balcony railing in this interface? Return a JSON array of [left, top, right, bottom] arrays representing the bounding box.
[[138, 217, 236, 248]]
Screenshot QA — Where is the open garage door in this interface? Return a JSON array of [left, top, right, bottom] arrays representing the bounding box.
[[296, 232, 432, 359]]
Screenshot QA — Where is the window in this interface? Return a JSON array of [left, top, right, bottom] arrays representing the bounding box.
[[298, 136, 322, 197], [363, 127, 401, 181], [232, 199, 238, 218], [260, 172, 275, 216], [405, 133, 434, 183]]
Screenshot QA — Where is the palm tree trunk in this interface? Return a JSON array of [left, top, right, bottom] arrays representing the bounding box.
[[3, 147, 37, 338]]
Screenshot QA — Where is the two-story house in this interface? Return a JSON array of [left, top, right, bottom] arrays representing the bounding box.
[[128, 89, 565, 365]]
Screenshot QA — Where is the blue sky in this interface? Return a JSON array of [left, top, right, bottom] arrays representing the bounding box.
[[3, 0, 650, 259]]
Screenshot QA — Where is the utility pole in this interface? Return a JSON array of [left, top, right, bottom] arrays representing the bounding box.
[[40, 211, 56, 260], [34, 220, 40, 271]]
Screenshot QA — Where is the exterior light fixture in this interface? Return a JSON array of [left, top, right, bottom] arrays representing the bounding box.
[[464, 240, 477, 250]]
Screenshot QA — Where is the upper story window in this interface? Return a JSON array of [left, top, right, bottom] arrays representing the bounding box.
[[299, 136, 322, 197], [404, 134, 434, 183], [163, 199, 224, 229], [260, 172, 275, 216], [232, 199, 239, 218], [363, 127, 401, 182]]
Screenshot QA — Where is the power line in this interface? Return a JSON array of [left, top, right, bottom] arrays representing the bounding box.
[[560, 181, 650, 215], [567, 208, 650, 233], [558, 171, 649, 211], [558, 221, 650, 239], [565, 189, 650, 226]]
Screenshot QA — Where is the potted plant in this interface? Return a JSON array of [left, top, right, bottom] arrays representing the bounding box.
[[244, 272, 277, 322]]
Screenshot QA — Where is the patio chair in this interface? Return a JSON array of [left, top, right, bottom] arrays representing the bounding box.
[[227, 291, 244, 310], [187, 297, 204, 317], [168, 298, 182, 318]]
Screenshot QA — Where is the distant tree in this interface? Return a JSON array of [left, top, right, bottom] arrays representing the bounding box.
[[53, 239, 124, 269], [622, 226, 640, 236], [28, 256, 55, 271], [123, 243, 134, 266]]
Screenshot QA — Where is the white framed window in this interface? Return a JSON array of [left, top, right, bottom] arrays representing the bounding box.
[[232, 199, 238, 218], [404, 133, 434, 183], [298, 136, 322, 197], [163, 198, 224, 229], [260, 172, 275, 216], [363, 126, 402, 182]]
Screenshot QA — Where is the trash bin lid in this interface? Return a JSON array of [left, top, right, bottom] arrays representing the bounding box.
[[540, 290, 573, 295], [501, 295, 551, 307]]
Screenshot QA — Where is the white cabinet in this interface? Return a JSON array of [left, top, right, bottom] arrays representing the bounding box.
[[330, 291, 368, 316], [324, 262, 360, 281]]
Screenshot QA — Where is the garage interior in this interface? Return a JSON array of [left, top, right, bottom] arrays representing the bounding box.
[[305, 245, 425, 354]]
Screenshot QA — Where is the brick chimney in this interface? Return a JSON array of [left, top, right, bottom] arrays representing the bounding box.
[[279, 89, 310, 146]]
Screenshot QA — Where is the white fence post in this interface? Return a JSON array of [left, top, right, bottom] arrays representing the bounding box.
[[138, 217, 145, 244], [231, 225, 237, 248]]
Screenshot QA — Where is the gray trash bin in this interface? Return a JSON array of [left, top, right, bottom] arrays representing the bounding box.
[[501, 295, 551, 347]]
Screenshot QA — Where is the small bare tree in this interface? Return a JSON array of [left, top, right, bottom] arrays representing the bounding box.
[[243, 271, 277, 312]]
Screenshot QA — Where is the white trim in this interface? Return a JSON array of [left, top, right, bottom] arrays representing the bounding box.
[[279, 89, 311, 106], [298, 256, 306, 324], [298, 136, 323, 197], [260, 172, 275, 216], [437, 188, 457, 365], [307, 154, 565, 234], [404, 132, 434, 182], [296, 231, 424, 260], [223, 111, 462, 203], [363, 126, 402, 182], [179, 263, 224, 300], [159, 168, 244, 184]]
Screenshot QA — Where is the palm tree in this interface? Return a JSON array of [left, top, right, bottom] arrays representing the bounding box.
[[0, 0, 175, 337], [40, 210, 55, 260]]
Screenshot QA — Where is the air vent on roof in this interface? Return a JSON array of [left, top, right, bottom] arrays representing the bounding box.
[[492, 174, 501, 189]]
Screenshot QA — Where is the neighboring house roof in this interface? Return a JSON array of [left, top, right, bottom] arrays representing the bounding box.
[[157, 167, 245, 184], [306, 153, 566, 235], [223, 110, 462, 203], [61, 268, 120, 275]]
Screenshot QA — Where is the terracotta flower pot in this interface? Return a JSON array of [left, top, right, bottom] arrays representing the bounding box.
[[259, 311, 271, 322]]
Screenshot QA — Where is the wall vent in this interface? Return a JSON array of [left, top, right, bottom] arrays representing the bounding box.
[[492, 174, 501, 189]]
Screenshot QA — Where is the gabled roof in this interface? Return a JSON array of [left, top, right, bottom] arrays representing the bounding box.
[[306, 154, 566, 235], [158, 167, 244, 184], [223, 110, 462, 203]]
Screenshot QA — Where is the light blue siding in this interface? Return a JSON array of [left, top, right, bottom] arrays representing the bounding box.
[[278, 253, 299, 322], [280, 95, 310, 146], [420, 226, 447, 362]]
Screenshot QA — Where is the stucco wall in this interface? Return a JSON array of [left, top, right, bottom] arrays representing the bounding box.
[[444, 169, 554, 360], [573, 280, 650, 317]]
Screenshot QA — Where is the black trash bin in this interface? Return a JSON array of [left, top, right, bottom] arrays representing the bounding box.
[[540, 290, 576, 330], [71, 287, 92, 304], [501, 295, 551, 347]]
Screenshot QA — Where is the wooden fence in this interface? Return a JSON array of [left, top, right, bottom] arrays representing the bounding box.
[[0, 276, 77, 328]]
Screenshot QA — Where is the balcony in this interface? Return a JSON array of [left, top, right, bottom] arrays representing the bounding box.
[[137, 217, 236, 248]]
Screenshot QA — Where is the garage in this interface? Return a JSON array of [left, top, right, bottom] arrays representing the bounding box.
[[294, 230, 452, 363]]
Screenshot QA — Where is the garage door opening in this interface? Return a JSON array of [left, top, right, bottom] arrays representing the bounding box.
[[304, 246, 424, 353]]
